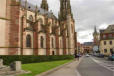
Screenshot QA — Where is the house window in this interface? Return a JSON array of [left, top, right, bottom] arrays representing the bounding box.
[[26, 35, 31, 48], [104, 49, 107, 53], [41, 36, 44, 48], [104, 41, 106, 45], [109, 41, 112, 45], [110, 49, 113, 54]]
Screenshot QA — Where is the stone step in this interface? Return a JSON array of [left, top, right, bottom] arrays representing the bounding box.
[[0, 70, 17, 75], [0, 66, 11, 71], [0, 70, 28, 76]]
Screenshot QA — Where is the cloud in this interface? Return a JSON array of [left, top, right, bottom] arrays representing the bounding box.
[[73, 0, 114, 43]]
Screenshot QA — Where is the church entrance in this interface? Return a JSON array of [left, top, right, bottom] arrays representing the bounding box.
[[52, 51, 55, 55]]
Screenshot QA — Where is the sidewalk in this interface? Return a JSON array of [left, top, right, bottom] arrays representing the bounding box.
[[37, 57, 83, 76]]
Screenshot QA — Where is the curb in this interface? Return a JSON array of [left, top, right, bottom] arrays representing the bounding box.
[[36, 57, 84, 76], [36, 60, 75, 76]]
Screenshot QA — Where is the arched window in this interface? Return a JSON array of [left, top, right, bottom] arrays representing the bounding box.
[[60, 39, 62, 48], [52, 38, 54, 48], [29, 15, 33, 21], [39, 18, 43, 25], [26, 35, 31, 48], [41, 36, 44, 48]]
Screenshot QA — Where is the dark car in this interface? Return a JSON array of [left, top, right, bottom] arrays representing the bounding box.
[[108, 54, 114, 61], [94, 54, 104, 58], [98, 54, 104, 58]]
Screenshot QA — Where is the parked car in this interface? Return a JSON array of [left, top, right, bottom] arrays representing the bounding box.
[[98, 54, 104, 58], [108, 54, 114, 61]]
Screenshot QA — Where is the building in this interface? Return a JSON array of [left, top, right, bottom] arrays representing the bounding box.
[[100, 25, 114, 56], [83, 42, 93, 53], [75, 32, 77, 54], [77, 42, 84, 54], [93, 26, 100, 54], [0, 0, 76, 55]]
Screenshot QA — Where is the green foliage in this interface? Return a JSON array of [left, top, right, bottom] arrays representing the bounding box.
[[0, 55, 74, 65]]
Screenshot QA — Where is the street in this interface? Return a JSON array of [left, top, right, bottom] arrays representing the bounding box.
[[77, 56, 114, 76]]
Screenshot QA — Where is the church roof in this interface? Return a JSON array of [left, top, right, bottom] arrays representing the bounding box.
[[20, 0, 57, 19]]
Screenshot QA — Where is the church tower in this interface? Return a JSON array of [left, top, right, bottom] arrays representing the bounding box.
[[41, 0, 49, 11], [59, 0, 73, 21], [59, 0, 76, 54], [93, 26, 99, 45]]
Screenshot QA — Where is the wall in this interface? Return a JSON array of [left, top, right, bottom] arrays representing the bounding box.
[[0, 0, 6, 18], [0, 0, 8, 55], [0, 20, 6, 47]]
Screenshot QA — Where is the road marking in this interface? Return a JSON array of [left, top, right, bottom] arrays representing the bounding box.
[[75, 70, 81, 76], [91, 57, 114, 72], [75, 56, 84, 76]]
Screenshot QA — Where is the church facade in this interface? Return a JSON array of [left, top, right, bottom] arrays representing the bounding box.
[[0, 0, 76, 55]]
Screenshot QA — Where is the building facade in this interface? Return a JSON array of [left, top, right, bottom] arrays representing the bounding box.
[[0, 0, 76, 55], [83, 42, 93, 54], [77, 42, 84, 54], [100, 25, 114, 56]]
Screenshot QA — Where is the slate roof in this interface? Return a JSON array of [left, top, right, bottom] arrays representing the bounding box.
[[100, 24, 114, 33], [83, 42, 93, 46], [20, 0, 57, 19]]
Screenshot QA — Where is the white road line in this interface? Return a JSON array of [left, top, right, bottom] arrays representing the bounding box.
[[75, 56, 84, 76], [75, 69, 81, 76], [91, 57, 114, 72]]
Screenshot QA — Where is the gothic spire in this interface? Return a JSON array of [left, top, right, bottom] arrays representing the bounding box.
[[59, 0, 73, 21], [41, 0, 49, 11], [93, 26, 98, 35]]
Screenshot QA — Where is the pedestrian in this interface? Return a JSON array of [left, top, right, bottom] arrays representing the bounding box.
[[74, 53, 77, 60], [77, 54, 80, 61]]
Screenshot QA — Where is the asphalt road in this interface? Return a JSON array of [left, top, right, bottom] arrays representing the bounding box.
[[77, 56, 114, 76]]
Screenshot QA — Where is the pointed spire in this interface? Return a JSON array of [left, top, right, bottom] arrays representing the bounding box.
[[59, 0, 73, 21], [94, 26, 97, 33], [25, 0, 28, 17], [93, 26, 98, 35], [35, 5, 38, 12], [41, 0, 48, 11], [25, 0, 27, 9]]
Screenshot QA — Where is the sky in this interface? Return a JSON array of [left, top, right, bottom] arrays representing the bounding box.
[[27, 0, 114, 43]]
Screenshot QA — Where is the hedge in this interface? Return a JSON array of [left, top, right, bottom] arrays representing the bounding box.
[[0, 55, 74, 65]]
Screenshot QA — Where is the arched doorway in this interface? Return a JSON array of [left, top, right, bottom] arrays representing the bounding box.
[[52, 51, 55, 55]]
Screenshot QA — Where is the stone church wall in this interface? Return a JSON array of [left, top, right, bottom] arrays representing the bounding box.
[[0, 0, 6, 18]]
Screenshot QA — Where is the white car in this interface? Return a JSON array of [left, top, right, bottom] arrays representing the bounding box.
[[86, 54, 90, 57]]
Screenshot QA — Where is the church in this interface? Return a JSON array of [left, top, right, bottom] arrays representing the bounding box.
[[0, 0, 76, 55]]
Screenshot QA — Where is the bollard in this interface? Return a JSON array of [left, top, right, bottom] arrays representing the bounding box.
[[10, 61, 21, 71], [0, 59, 3, 68]]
